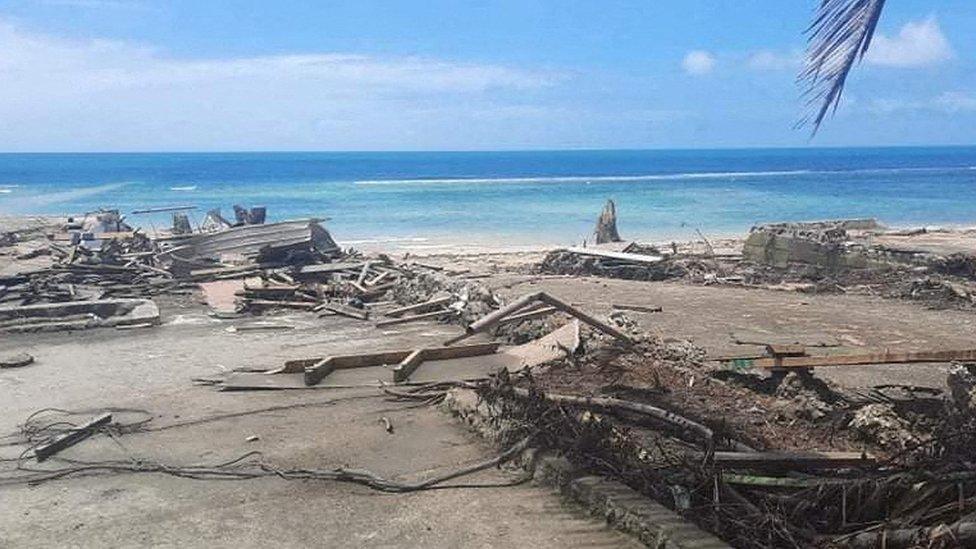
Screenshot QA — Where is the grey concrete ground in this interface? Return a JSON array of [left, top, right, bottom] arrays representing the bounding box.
[[0, 305, 641, 548], [3, 257, 974, 547], [502, 274, 976, 389]]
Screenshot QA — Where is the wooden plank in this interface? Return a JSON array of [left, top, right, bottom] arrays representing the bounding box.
[[303, 357, 337, 385], [321, 303, 369, 321], [443, 291, 633, 346], [375, 309, 455, 328], [467, 292, 544, 333], [356, 261, 374, 285], [421, 342, 500, 361], [383, 296, 453, 317], [730, 348, 976, 370], [564, 247, 664, 264], [497, 305, 557, 326], [34, 414, 112, 462], [392, 350, 425, 383], [303, 342, 500, 385], [537, 293, 634, 345], [612, 303, 662, 314], [392, 343, 500, 383], [272, 357, 322, 374], [246, 300, 317, 309], [445, 292, 544, 345], [365, 271, 392, 286], [721, 473, 847, 488], [297, 262, 366, 276], [765, 344, 807, 357], [304, 350, 413, 385], [711, 451, 873, 469]]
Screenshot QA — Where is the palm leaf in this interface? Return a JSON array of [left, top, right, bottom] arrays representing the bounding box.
[[798, 0, 887, 134]]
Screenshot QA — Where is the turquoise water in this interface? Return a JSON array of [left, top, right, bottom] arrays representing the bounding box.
[[1, 148, 975, 248]]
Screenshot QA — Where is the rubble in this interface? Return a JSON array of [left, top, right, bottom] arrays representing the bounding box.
[[0, 298, 160, 333], [848, 403, 920, 450], [8, 208, 976, 549]]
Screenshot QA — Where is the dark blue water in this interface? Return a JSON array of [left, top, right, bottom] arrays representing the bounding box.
[[1, 148, 975, 249]]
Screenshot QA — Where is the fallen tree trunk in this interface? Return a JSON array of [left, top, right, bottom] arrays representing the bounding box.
[[506, 386, 754, 450]]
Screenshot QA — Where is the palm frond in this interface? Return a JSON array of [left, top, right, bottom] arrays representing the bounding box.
[[798, 0, 887, 134]]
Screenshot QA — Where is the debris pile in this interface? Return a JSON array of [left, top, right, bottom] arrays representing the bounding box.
[[468, 331, 976, 549], [538, 245, 684, 280]]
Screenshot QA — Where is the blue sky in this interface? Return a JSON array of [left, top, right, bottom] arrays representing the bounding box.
[[0, 0, 973, 151]]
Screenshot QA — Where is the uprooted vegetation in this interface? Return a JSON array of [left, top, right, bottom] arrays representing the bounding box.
[[450, 324, 976, 548]]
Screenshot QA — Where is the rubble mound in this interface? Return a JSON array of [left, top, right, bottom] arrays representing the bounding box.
[[389, 269, 499, 325], [538, 249, 684, 281]]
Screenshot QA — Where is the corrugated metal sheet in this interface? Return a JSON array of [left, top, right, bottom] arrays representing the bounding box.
[[163, 219, 339, 261]]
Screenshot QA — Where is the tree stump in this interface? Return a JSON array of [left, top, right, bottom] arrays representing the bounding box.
[[593, 199, 622, 244]]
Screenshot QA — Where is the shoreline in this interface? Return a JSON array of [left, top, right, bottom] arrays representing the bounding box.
[[5, 211, 976, 259]]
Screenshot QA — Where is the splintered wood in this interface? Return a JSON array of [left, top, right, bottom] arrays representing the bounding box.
[[444, 291, 633, 347]]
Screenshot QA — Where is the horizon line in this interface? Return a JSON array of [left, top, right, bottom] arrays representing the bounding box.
[[1, 144, 976, 155]]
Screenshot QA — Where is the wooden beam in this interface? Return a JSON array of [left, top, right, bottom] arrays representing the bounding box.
[[320, 303, 369, 321], [496, 305, 558, 326], [444, 292, 544, 345], [391, 342, 500, 383], [392, 350, 425, 383], [34, 413, 112, 462], [710, 451, 873, 469], [303, 342, 502, 385], [612, 303, 662, 314], [537, 293, 633, 345], [727, 348, 976, 370], [421, 342, 500, 361], [303, 357, 337, 385], [375, 309, 455, 328], [383, 296, 453, 317], [304, 349, 413, 386], [444, 291, 633, 346]]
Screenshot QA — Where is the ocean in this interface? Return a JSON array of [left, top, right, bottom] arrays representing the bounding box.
[[1, 147, 975, 250]]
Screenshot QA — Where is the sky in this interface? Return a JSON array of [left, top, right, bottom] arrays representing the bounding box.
[[0, 0, 973, 152]]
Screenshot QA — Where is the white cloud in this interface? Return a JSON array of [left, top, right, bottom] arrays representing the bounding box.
[[681, 50, 715, 75], [747, 50, 800, 71], [934, 91, 976, 112], [0, 20, 566, 150], [867, 91, 976, 114], [866, 17, 953, 67]]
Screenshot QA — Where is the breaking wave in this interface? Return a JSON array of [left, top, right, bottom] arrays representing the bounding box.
[[355, 165, 973, 186]]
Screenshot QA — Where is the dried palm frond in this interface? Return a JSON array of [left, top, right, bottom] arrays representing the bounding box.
[[798, 0, 887, 134]]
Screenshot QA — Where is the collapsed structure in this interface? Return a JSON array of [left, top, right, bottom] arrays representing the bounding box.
[[6, 207, 976, 548]]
